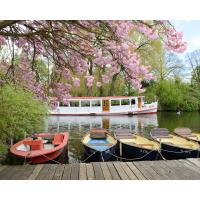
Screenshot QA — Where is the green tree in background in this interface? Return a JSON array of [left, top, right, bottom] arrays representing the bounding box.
[[0, 85, 48, 154]]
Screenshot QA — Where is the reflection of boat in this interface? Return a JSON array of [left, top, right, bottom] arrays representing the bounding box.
[[47, 114, 158, 133], [10, 133, 69, 164], [50, 96, 158, 116], [82, 128, 117, 161], [150, 128, 200, 159], [174, 127, 200, 143], [114, 129, 161, 160]]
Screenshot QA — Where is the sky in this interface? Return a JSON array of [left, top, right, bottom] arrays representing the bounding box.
[[170, 21, 200, 80], [172, 20, 200, 56]]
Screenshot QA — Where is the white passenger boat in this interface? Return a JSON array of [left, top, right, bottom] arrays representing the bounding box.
[[50, 96, 158, 116]]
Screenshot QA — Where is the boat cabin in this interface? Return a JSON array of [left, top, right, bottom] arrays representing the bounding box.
[[51, 96, 157, 115]]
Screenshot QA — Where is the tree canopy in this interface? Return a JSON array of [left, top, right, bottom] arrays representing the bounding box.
[[0, 20, 187, 106]]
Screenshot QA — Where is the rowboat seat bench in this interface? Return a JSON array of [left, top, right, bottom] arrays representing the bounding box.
[[23, 140, 43, 151], [52, 134, 64, 145], [155, 135, 173, 138]]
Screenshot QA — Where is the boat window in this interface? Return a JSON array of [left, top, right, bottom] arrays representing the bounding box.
[[131, 99, 136, 105], [70, 101, 79, 107], [91, 100, 101, 107], [111, 100, 120, 106], [121, 99, 130, 105], [59, 102, 69, 107], [81, 100, 90, 107]]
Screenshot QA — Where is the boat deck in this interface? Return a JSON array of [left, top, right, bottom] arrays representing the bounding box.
[[1, 158, 200, 180]]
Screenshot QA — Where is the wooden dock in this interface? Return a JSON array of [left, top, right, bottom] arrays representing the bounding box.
[[1, 158, 200, 180]]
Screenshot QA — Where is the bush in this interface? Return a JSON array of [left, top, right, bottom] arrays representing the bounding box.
[[0, 85, 48, 153], [144, 79, 200, 111]]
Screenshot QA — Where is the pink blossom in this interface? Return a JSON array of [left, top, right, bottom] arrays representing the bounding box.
[[72, 77, 80, 87], [85, 75, 94, 87]]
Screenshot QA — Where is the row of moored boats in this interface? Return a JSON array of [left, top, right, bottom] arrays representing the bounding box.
[[81, 127, 200, 161], [10, 127, 200, 164]]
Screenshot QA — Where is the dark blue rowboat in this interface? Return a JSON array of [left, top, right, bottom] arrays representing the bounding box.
[[120, 140, 161, 160], [114, 128, 161, 161], [150, 128, 200, 159], [82, 131, 117, 161]]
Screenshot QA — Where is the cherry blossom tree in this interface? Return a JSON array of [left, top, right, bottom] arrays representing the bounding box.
[[0, 20, 187, 105]]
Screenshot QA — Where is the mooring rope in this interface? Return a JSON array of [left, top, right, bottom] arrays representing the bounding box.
[[106, 149, 156, 161], [80, 150, 97, 163], [160, 148, 200, 154], [37, 152, 63, 164], [100, 152, 105, 162]]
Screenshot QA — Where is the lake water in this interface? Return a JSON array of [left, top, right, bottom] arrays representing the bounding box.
[[45, 112, 200, 163], [4, 112, 200, 164]]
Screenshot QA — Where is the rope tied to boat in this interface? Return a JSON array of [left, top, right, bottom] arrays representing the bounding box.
[[80, 150, 98, 163], [37, 152, 64, 164], [160, 148, 200, 154], [105, 149, 156, 161], [100, 152, 105, 162]]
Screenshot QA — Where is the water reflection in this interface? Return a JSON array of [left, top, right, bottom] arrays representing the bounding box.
[[46, 114, 158, 163]]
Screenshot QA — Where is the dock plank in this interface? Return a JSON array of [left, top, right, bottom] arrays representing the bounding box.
[[187, 158, 200, 168], [70, 163, 79, 180], [178, 160, 200, 178], [107, 162, 120, 180], [120, 162, 137, 180], [113, 162, 129, 180], [126, 162, 146, 180], [1, 158, 200, 180], [35, 164, 52, 180], [28, 164, 44, 180], [53, 165, 65, 180], [92, 162, 104, 180], [134, 162, 158, 180], [0, 165, 7, 173], [79, 163, 87, 180], [62, 164, 72, 180], [86, 163, 95, 180], [163, 160, 200, 180], [13, 164, 35, 180], [100, 162, 112, 180], [145, 161, 174, 180], [0, 166, 17, 180], [46, 164, 58, 180]]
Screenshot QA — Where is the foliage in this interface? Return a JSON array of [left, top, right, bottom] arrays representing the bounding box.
[[0, 85, 48, 153], [144, 79, 200, 111], [0, 20, 187, 105]]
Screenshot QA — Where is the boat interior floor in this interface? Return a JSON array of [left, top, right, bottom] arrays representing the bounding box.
[[119, 135, 160, 150], [155, 134, 200, 149]]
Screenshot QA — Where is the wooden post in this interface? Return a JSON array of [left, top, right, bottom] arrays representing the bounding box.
[[119, 141, 122, 157], [10, 138, 13, 146]]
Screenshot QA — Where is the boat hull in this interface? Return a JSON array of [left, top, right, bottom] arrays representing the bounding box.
[[10, 133, 69, 164], [83, 144, 116, 161], [50, 107, 157, 116], [161, 143, 200, 159], [28, 147, 66, 164], [121, 142, 161, 161]]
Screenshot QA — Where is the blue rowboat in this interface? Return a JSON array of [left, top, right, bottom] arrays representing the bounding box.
[[82, 130, 117, 161], [150, 128, 200, 159]]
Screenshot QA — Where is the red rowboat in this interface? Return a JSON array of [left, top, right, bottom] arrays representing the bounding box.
[[10, 133, 69, 164]]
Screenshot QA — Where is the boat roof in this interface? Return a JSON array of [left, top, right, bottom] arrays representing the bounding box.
[[68, 96, 144, 100]]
